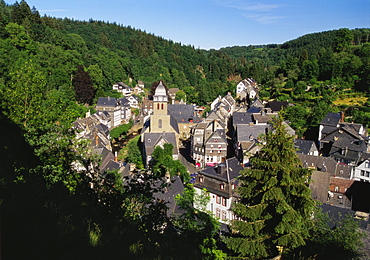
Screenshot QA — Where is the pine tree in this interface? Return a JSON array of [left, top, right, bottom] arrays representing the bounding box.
[[224, 115, 316, 259]]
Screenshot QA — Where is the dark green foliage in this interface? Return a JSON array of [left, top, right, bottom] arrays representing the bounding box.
[[72, 65, 95, 105], [174, 184, 226, 259], [287, 211, 366, 260], [124, 135, 144, 169], [150, 144, 189, 182], [224, 115, 316, 259]]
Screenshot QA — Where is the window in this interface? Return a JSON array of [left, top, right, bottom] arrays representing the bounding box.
[[220, 184, 225, 190], [222, 197, 226, 206], [216, 196, 221, 204], [199, 176, 204, 183], [216, 208, 221, 218], [158, 119, 162, 128], [232, 184, 236, 190], [361, 170, 365, 176], [335, 186, 339, 192], [366, 172, 370, 177], [210, 150, 213, 154], [161, 103, 164, 110], [157, 103, 160, 110], [210, 144, 214, 148], [222, 210, 227, 220]]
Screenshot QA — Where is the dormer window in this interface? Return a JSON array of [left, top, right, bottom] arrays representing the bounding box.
[[214, 139, 218, 142], [199, 176, 204, 183], [232, 184, 236, 190], [220, 184, 225, 190]]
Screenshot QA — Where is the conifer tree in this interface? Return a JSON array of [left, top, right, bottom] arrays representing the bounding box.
[[224, 115, 316, 259]]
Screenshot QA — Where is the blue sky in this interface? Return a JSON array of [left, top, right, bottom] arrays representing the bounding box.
[[6, 0, 370, 49]]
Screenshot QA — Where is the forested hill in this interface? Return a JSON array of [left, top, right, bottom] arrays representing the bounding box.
[[0, 0, 370, 127], [220, 29, 370, 66]]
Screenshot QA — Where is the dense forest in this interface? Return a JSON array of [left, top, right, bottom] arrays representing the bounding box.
[[0, 0, 369, 259]]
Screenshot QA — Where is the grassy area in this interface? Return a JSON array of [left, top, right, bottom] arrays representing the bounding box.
[[333, 96, 368, 106]]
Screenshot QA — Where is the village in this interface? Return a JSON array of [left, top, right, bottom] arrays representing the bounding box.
[[72, 78, 370, 236]]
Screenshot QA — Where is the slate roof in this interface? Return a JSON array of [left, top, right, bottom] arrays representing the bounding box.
[[116, 82, 130, 88], [205, 129, 228, 144], [195, 157, 243, 198], [321, 126, 367, 162], [95, 123, 110, 137], [358, 152, 370, 165], [266, 101, 289, 112], [223, 93, 236, 107], [92, 146, 115, 173], [199, 157, 242, 182], [249, 98, 264, 108], [96, 97, 117, 107], [169, 114, 180, 134], [236, 124, 268, 142], [297, 154, 352, 178], [168, 104, 201, 123], [309, 170, 330, 203], [294, 139, 318, 154], [153, 175, 185, 217], [143, 132, 178, 157], [320, 112, 342, 127], [247, 106, 263, 113], [102, 159, 120, 173], [233, 112, 254, 126], [252, 112, 278, 124]]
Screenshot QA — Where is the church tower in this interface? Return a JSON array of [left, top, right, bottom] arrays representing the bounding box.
[[150, 81, 171, 132]]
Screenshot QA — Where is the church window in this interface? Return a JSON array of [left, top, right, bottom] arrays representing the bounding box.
[[157, 103, 160, 110], [161, 103, 164, 110], [158, 119, 162, 128]]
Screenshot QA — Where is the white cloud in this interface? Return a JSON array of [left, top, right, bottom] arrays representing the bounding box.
[[216, 0, 286, 24], [244, 14, 285, 24]]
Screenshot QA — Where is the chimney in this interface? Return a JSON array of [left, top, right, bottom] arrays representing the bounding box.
[[340, 111, 345, 123], [165, 171, 171, 184], [95, 134, 99, 146], [114, 151, 118, 162], [217, 163, 226, 175]]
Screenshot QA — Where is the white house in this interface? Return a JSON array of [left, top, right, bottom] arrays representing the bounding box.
[[353, 158, 370, 182], [194, 157, 243, 224], [113, 82, 132, 96]]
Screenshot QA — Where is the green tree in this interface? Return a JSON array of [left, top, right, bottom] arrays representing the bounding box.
[[150, 143, 189, 182], [72, 65, 95, 105], [0, 59, 45, 129], [334, 28, 353, 52], [283, 104, 309, 137], [224, 115, 316, 259], [289, 211, 366, 259], [123, 135, 144, 169], [173, 184, 226, 259]]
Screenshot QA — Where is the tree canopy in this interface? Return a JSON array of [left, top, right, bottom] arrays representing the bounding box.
[[224, 115, 317, 259]]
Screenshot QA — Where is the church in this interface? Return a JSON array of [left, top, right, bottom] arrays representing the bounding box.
[[141, 81, 180, 166]]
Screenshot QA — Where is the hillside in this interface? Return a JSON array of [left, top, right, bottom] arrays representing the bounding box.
[[1, 1, 369, 259]]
